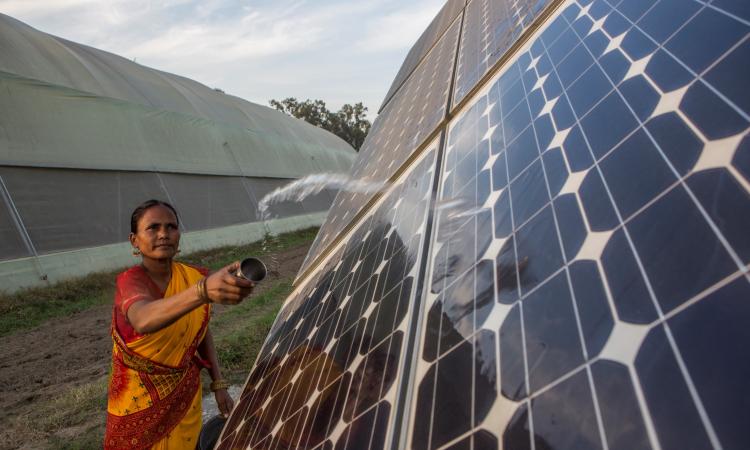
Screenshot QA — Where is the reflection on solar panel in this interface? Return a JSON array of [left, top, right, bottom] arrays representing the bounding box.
[[218, 0, 750, 448], [215, 145, 439, 449]]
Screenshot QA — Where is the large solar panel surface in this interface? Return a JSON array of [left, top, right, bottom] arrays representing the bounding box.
[[215, 145, 439, 449], [220, 0, 750, 448]]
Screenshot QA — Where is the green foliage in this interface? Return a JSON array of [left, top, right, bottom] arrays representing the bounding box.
[[211, 279, 294, 379], [0, 272, 116, 337], [269, 98, 371, 150], [180, 226, 318, 271]]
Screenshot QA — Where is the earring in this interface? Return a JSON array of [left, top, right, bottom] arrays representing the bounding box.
[[132, 248, 141, 256]]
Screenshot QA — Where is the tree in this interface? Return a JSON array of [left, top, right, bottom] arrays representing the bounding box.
[[269, 98, 371, 151]]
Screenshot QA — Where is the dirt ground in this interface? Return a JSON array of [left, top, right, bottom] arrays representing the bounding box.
[[0, 243, 311, 449]]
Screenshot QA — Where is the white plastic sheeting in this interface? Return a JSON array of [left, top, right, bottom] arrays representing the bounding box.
[[0, 13, 356, 288]]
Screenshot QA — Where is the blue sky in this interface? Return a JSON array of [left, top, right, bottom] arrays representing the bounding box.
[[0, 0, 446, 118]]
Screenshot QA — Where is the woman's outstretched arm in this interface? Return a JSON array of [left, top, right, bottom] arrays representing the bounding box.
[[127, 262, 254, 334]]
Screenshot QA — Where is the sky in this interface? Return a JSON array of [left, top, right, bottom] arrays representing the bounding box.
[[0, 0, 447, 118]]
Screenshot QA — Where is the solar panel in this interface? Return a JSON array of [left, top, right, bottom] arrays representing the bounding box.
[[220, 0, 750, 448], [379, 0, 467, 113], [300, 16, 461, 277], [215, 144, 439, 449], [408, 0, 750, 448], [453, 0, 552, 107]]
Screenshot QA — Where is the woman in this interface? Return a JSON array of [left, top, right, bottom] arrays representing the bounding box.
[[104, 199, 255, 449]]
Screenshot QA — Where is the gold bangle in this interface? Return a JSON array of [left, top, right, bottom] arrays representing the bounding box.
[[197, 278, 210, 303], [210, 379, 230, 392], [201, 278, 209, 302]]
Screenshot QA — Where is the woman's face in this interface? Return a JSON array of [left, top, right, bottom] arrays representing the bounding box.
[[130, 205, 181, 262]]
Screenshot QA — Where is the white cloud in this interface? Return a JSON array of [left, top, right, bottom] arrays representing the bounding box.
[[125, 11, 323, 64], [0, 0, 447, 113], [355, 1, 443, 52], [0, 0, 100, 15]]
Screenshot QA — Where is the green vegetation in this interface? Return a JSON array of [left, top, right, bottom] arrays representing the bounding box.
[[0, 227, 318, 337], [210, 279, 294, 382], [36, 378, 108, 433], [180, 227, 318, 270], [269, 98, 371, 150], [0, 271, 117, 338]]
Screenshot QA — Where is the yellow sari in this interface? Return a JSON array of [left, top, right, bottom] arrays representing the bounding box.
[[105, 262, 210, 450]]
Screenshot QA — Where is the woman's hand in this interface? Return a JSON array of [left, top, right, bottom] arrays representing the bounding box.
[[204, 261, 255, 305], [214, 388, 234, 418]]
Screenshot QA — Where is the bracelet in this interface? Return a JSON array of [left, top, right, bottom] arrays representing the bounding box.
[[197, 278, 210, 303], [210, 379, 230, 392]]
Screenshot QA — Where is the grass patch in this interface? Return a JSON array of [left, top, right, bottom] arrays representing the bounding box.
[[0, 271, 117, 338], [36, 378, 109, 433], [211, 278, 294, 382], [5, 377, 108, 449], [180, 227, 319, 271], [46, 424, 106, 450], [0, 227, 318, 337]]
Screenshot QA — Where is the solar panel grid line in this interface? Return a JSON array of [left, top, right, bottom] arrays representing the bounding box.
[[540, 1, 742, 298], [407, 77, 512, 449], [229, 269, 336, 449], [450, 0, 565, 114], [345, 150, 437, 450], [298, 165, 427, 285], [245, 324, 307, 445], [513, 30, 613, 450], [558, 0, 748, 275], [498, 57, 538, 450], [537, 8, 741, 446], [661, 269, 748, 324], [454, 0, 546, 105], [385, 132, 450, 450]]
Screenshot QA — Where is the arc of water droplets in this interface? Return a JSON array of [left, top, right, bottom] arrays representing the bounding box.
[[255, 173, 392, 274], [253, 173, 483, 278], [257, 173, 392, 219]]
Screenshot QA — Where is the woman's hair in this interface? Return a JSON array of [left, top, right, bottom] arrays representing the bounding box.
[[130, 199, 180, 233]]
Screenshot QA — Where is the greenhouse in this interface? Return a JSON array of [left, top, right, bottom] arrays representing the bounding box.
[[0, 13, 356, 292]]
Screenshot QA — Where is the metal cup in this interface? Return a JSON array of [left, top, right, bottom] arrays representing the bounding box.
[[235, 257, 267, 282]]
